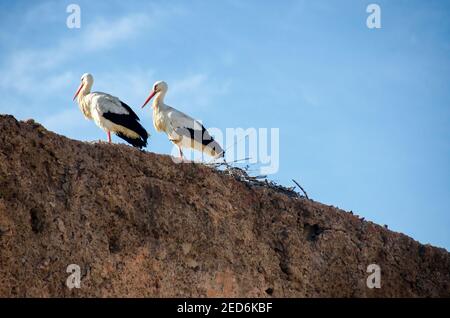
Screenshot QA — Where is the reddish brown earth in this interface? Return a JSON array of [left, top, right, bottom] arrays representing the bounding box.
[[0, 114, 448, 297]]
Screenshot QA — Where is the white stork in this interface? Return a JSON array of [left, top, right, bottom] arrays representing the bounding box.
[[73, 73, 149, 149], [141, 81, 224, 160]]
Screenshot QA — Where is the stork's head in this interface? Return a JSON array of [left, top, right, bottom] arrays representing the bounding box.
[[142, 81, 168, 108], [73, 73, 94, 101]]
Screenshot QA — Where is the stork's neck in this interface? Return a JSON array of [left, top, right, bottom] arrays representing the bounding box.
[[153, 91, 166, 109], [76, 82, 92, 104], [76, 83, 93, 119]]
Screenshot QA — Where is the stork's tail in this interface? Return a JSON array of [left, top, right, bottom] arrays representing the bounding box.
[[214, 149, 225, 159], [116, 132, 148, 149], [205, 141, 225, 159], [102, 110, 149, 149]]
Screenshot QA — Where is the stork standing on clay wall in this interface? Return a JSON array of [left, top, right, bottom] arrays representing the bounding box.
[[73, 73, 149, 149], [141, 80, 224, 160]]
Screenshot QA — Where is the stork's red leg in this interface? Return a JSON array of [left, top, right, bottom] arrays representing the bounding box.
[[107, 131, 112, 143]]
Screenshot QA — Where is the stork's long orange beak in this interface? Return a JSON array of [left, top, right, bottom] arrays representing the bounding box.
[[73, 82, 84, 101], [142, 90, 156, 108]]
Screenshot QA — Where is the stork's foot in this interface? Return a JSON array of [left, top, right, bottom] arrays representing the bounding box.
[[90, 140, 113, 145]]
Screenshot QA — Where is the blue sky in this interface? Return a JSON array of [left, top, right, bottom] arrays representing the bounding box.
[[0, 0, 449, 250]]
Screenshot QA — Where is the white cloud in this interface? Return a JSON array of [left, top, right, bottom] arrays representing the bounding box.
[[0, 12, 152, 96], [169, 73, 232, 110], [81, 14, 151, 52], [23, 1, 62, 24], [94, 68, 155, 106], [41, 108, 89, 132], [171, 74, 209, 92]]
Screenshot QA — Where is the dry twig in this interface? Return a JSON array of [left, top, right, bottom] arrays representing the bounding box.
[[292, 179, 309, 199]]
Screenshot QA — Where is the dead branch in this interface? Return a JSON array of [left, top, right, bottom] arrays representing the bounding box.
[[204, 158, 307, 200], [292, 179, 309, 199]]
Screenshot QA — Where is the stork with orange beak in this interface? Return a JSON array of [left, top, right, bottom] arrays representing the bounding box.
[[73, 73, 149, 149], [142, 80, 224, 160]]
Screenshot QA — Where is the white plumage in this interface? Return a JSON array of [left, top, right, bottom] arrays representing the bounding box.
[[142, 81, 224, 159], [73, 73, 149, 149]]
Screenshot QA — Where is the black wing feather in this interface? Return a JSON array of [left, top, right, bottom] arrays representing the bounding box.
[[102, 111, 149, 149], [182, 125, 214, 147], [175, 124, 224, 157], [116, 132, 147, 149], [119, 101, 140, 121]]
